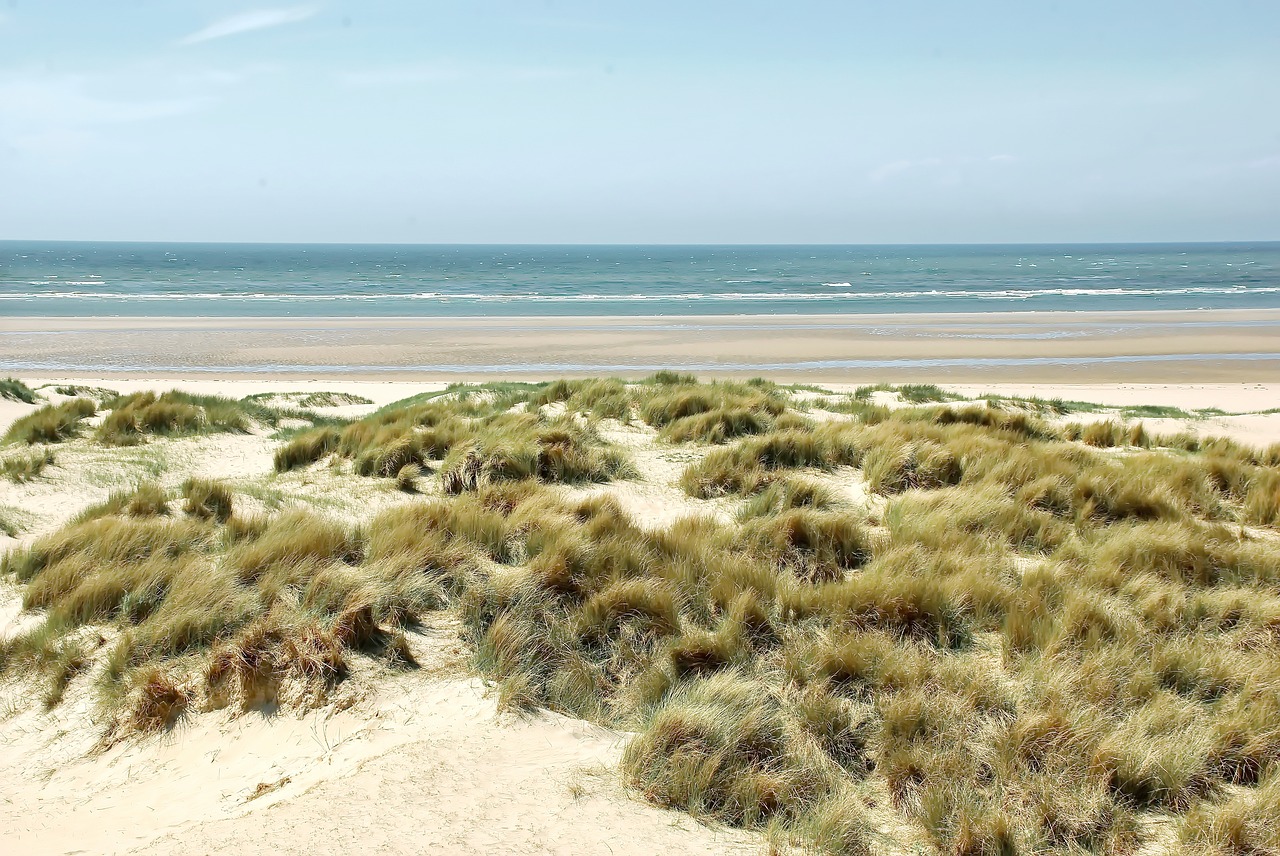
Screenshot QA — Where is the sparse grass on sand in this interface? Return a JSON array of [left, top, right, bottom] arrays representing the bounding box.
[[4, 378, 1280, 854], [245, 390, 374, 408], [2, 449, 56, 483]]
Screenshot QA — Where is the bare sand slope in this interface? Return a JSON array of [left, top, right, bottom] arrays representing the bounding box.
[[0, 607, 759, 856]]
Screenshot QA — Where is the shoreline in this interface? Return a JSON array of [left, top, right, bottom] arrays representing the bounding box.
[[4, 308, 1280, 383]]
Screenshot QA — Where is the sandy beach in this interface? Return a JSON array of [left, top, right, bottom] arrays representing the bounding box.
[[5, 308, 1280, 382]]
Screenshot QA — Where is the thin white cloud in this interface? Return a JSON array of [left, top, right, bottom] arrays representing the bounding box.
[[178, 6, 316, 46]]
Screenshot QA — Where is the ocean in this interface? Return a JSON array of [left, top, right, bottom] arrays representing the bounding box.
[[2, 242, 1277, 318]]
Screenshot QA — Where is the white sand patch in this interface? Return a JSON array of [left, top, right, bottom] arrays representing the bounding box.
[[589, 420, 735, 528], [0, 399, 39, 436], [822, 465, 878, 515]]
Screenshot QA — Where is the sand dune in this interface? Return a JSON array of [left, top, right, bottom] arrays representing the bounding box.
[[2, 376, 1279, 855], [0, 603, 757, 856]]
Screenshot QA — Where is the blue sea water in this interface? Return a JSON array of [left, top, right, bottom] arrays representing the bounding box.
[[1, 242, 1277, 317]]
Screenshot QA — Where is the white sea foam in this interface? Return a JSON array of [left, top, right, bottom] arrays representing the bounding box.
[[2, 285, 1278, 302]]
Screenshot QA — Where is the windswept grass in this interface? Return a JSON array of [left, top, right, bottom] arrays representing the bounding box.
[[530, 376, 797, 442], [181, 478, 234, 523], [95, 390, 293, 446], [275, 395, 636, 493], [0, 377, 38, 404], [682, 424, 862, 498], [854, 382, 965, 403], [49, 384, 118, 403], [72, 482, 171, 523], [440, 415, 635, 493], [2, 398, 96, 446], [2, 449, 56, 483], [4, 376, 1280, 853], [244, 390, 374, 410]]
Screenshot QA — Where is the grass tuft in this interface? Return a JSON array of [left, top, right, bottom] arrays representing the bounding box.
[[2, 398, 96, 445], [0, 377, 38, 404], [2, 449, 56, 483], [181, 478, 234, 522]]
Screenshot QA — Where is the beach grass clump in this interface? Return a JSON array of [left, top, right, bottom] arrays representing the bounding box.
[[72, 481, 171, 523], [735, 475, 841, 521], [862, 440, 961, 494], [1177, 766, 1280, 854], [853, 383, 966, 404], [0, 377, 38, 404], [441, 414, 636, 493], [127, 667, 191, 732], [96, 390, 277, 445], [2, 398, 96, 445], [681, 425, 862, 498], [2, 449, 56, 483], [639, 380, 790, 443], [181, 477, 234, 523], [530, 377, 634, 420], [622, 671, 837, 827], [273, 425, 340, 471], [275, 392, 636, 493], [289, 391, 373, 408], [0, 501, 467, 723], [530, 376, 801, 441], [1065, 419, 1150, 449], [0, 505, 25, 538], [744, 509, 871, 582]]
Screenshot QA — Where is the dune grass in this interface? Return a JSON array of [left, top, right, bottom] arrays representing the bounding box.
[[244, 390, 373, 408], [48, 384, 119, 403], [0, 377, 38, 404], [854, 382, 965, 404], [274, 388, 637, 492], [529, 375, 800, 442], [2, 449, 56, 483], [3, 377, 1280, 852], [95, 390, 293, 445], [2, 398, 96, 445]]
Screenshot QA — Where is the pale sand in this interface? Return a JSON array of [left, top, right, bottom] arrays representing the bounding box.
[[2, 376, 1278, 855], [5, 309, 1280, 382]]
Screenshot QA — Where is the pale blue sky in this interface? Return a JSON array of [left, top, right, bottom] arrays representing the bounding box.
[[1, 1, 1277, 243]]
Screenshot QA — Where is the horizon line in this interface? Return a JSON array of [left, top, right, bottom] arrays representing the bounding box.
[[4, 239, 1279, 248]]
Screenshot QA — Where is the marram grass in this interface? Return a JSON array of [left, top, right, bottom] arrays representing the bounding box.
[[3, 378, 1280, 854]]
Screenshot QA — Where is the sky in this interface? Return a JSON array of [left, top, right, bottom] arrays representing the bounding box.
[[1, 1, 1278, 244]]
